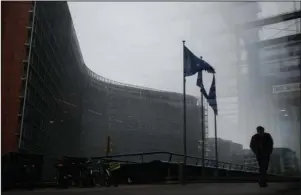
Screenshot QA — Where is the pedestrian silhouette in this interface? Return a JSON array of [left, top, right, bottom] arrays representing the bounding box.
[[250, 126, 274, 187]]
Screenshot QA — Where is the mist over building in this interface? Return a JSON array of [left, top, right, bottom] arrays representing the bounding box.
[[199, 2, 300, 159], [2, 2, 300, 168]]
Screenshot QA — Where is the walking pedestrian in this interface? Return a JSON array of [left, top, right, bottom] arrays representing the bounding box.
[[250, 126, 274, 187]]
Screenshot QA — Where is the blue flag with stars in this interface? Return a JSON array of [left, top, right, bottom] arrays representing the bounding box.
[[184, 46, 215, 77], [196, 71, 209, 99], [208, 74, 218, 115]]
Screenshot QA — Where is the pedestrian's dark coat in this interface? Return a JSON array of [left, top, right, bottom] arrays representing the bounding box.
[[250, 132, 274, 156]]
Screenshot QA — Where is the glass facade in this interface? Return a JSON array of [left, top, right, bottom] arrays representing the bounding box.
[[81, 67, 203, 160], [20, 2, 87, 156], [19, 2, 203, 159]]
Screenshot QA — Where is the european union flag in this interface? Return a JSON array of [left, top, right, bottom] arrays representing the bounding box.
[[196, 71, 209, 99], [208, 74, 218, 115], [184, 46, 215, 77]]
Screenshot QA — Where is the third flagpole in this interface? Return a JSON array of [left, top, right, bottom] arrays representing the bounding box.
[[211, 74, 218, 173], [182, 40, 187, 185], [214, 108, 218, 172], [201, 92, 205, 177], [213, 75, 218, 172], [199, 58, 206, 178]]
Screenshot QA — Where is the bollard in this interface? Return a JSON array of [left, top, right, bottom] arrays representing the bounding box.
[[178, 163, 184, 185], [214, 169, 219, 177], [226, 170, 230, 178], [167, 167, 171, 181]]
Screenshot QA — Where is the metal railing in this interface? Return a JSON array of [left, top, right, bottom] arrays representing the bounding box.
[[91, 151, 259, 173]]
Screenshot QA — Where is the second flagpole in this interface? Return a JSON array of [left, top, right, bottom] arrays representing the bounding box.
[[182, 40, 187, 185], [201, 93, 205, 177], [214, 113, 218, 171]]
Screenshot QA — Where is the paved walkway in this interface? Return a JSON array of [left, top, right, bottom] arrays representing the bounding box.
[[3, 183, 300, 195]]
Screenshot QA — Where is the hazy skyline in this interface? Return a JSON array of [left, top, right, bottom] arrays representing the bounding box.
[[68, 2, 300, 154]]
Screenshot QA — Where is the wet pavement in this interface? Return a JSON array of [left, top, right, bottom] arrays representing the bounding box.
[[3, 183, 300, 195]]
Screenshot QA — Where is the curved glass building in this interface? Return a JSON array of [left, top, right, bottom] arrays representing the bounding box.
[[2, 2, 203, 159]]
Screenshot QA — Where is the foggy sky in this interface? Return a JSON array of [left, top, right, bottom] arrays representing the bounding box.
[[68, 2, 300, 152]]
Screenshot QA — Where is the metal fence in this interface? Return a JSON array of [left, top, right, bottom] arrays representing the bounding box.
[[92, 151, 260, 173]]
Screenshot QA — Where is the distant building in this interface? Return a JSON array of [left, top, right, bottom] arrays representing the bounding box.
[[243, 148, 300, 175], [240, 5, 301, 156], [207, 138, 244, 165], [243, 149, 258, 169], [270, 148, 300, 175], [221, 3, 300, 154]]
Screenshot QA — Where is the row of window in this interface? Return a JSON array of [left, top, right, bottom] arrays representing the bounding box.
[[35, 3, 83, 89], [20, 3, 85, 155], [81, 108, 200, 135], [32, 22, 63, 98], [88, 74, 191, 104], [83, 89, 190, 120], [28, 68, 58, 112], [22, 119, 55, 154]]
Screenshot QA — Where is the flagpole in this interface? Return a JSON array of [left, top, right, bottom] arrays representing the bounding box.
[[198, 64, 206, 178], [214, 107, 218, 172], [210, 74, 218, 173], [201, 92, 205, 177], [182, 40, 187, 185]]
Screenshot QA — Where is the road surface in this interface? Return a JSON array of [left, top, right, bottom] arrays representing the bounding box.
[[3, 183, 300, 195]]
